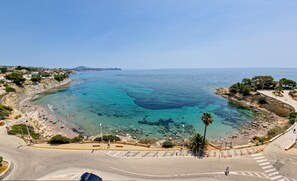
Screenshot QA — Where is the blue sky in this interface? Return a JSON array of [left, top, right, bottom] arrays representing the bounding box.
[[0, 0, 296, 69]]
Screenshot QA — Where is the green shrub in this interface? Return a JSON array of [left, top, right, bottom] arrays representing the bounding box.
[[5, 72, 25, 86], [267, 126, 283, 138], [31, 75, 41, 82], [94, 135, 120, 142], [40, 72, 51, 77], [253, 136, 268, 145], [0, 156, 3, 164], [48, 135, 70, 144], [54, 74, 68, 82], [139, 137, 157, 145], [289, 112, 297, 125], [162, 140, 174, 148], [5, 86, 15, 92], [0, 67, 7, 73], [0, 104, 13, 120], [8, 124, 40, 139], [71, 135, 84, 143]]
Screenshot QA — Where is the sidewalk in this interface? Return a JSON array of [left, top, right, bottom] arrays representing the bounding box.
[[101, 145, 265, 158], [258, 90, 297, 150]]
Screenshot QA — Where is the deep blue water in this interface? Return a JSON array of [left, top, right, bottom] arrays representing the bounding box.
[[34, 69, 297, 139]]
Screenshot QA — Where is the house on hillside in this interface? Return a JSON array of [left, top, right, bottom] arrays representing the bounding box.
[[0, 74, 6, 81], [31, 72, 39, 76], [23, 74, 32, 80]]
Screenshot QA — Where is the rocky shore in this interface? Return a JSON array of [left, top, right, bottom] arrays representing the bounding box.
[[214, 88, 293, 146], [0, 78, 78, 139]]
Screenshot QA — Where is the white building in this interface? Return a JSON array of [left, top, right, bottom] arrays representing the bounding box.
[[23, 74, 32, 80], [0, 74, 5, 81], [31, 72, 39, 76]]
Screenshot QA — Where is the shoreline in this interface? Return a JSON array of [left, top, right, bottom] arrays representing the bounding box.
[[214, 88, 293, 146], [2, 78, 293, 147], [1, 78, 79, 139]]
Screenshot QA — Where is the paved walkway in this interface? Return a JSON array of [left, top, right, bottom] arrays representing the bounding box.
[[101, 146, 265, 158], [258, 90, 297, 150]]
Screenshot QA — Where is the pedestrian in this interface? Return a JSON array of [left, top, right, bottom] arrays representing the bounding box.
[[225, 166, 229, 176], [293, 129, 296, 134]]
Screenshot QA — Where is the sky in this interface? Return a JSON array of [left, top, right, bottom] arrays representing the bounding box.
[[0, 0, 297, 69]]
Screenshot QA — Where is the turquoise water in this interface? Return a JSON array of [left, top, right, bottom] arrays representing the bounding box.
[[34, 69, 297, 140]]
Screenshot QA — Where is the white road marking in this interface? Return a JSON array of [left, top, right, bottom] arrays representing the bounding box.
[[277, 179, 286, 181], [257, 159, 268, 163], [268, 171, 280, 177], [113, 151, 121, 157], [254, 172, 262, 177], [259, 162, 271, 166], [110, 166, 225, 178], [70, 173, 80, 179], [247, 172, 254, 176], [252, 153, 263, 157], [271, 175, 283, 180], [265, 168, 277, 173], [254, 156, 265, 160], [262, 165, 273, 169]]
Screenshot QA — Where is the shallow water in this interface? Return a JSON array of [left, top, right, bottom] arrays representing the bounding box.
[[34, 68, 297, 139]]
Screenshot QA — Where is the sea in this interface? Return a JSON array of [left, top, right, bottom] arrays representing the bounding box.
[[34, 68, 297, 140]]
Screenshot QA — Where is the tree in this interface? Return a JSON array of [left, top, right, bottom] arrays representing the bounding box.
[[241, 85, 252, 96], [54, 74, 69, 82], [229, 82, 241, 94], [229, 82, 251, 96], [201, 113, 213, 148], [31, 75, 41, 83], [5, 72, 25, 86], [241, 78, 251, 86], [251, 76, 275, 90], [279, 78, 296, 90], [188, 133, 204, 155], [0, 67, 7, 73]]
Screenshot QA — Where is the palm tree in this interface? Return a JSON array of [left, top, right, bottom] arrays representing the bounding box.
[[188, 133, 204, 155], [201, 112, 213, 148]]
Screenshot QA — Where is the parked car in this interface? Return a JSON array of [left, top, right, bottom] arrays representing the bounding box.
[[80, 172, 102, 181]]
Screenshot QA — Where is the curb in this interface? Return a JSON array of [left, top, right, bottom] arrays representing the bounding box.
[[0, 161, 14, 180]]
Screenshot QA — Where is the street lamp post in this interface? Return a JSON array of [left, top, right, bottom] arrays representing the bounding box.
[[181, 124, 185, 150], [26, 120, 32, 144], [100, 124, 103, 142]]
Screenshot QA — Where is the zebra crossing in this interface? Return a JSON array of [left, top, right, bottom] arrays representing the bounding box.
[[233, 171, 270, 180], [252, 153, 286, 181], [103, 150, 192, 158]]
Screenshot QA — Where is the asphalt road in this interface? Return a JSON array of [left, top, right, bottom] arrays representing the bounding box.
[[0, 126, 275, 181]]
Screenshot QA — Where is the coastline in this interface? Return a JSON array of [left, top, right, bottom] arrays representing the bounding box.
[[1, 78, 79, 139], [214, 88, 293, 146], [1, 76, 294, 147]]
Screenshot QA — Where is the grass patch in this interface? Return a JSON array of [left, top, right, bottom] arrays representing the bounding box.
[[267, 126, 284, 138], [139, 137, 157, 145], [0, 104, 12, 120], [8, 124, 40, 140], [0, 165, 8, 173]]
